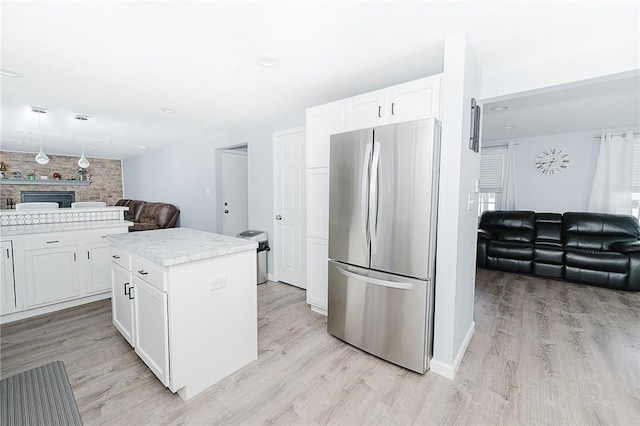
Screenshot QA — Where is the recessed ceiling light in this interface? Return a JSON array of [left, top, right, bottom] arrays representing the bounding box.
[[161, 108, 176, 113], [140, 146, 150, 150], [491, 106, 509, 111], [257, 57, 278, 67], [16, 130, 32, 134], [0, 69, 23, 78], [502, 126, 515, 130]]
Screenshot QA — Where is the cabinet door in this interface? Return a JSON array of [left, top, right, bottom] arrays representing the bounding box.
[[112, 264, 134, 346], [86, 243, 112, 294], [343, 90, 385, 131], [306, 168, 330, 240], [0, 241, 17, 314], [386, 74, 442, 124], [306, 237, 328, 315], [133, 276, 169, 386], [24, 246, 80, 308], [306, 101, 343, 168]]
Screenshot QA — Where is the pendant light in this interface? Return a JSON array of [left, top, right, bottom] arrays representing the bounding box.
[[32, 107, 49, 165], [75, 114, 90, 168]]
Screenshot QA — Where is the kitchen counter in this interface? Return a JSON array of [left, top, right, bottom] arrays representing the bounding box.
[[108, 227, 257, 267], [0, 219, 132, 236], [110, 226, 258, 400]]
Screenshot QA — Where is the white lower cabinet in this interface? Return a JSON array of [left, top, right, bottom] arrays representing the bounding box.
[[111, 262, 134, 346], [132, 275, 169, 386], [306, 237, 328, 315], [1, 241, 17, 314], [24, 239, 81, 308], [110, 244, 258, 400], [0, 226, 129, 322]]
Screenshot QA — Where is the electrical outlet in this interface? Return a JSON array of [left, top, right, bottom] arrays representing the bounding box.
[[209, 275, 227, 291]]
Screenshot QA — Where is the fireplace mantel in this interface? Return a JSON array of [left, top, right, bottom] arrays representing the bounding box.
[[0, 179, 91, 186]]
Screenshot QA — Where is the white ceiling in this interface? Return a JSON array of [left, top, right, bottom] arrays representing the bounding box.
[[1, 1, 638, 159], [483, 73, 640, 141]]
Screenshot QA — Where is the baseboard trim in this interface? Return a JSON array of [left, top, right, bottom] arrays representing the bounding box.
[[430, 321, 475, 379]]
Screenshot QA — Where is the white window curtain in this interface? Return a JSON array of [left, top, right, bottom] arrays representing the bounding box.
[[587, 131, 634, 214], [498, 142, 517, 210]]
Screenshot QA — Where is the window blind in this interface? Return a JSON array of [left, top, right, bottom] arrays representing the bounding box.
[[633, 137, 640, 191], [479, 147, 506, 192]]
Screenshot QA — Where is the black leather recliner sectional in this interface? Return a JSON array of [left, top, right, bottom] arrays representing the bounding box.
[[477, 211, 640, 291]]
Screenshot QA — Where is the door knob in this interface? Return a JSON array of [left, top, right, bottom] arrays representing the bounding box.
[[275, 215, 282, 220], [224, 210, 229, 214]]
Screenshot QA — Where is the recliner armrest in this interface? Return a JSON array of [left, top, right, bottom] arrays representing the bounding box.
[[610, 239, 640, 253], [478, 229, 495, 240]]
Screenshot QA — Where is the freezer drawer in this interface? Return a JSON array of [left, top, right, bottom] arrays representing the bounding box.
[[327, 260, 432, 373]]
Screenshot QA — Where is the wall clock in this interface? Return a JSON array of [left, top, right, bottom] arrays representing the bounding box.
[[534, 149, 570, 175]]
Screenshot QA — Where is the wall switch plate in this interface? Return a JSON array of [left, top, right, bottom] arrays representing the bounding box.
[[467, 193, 475, 211], [209, 275, 227, 291]]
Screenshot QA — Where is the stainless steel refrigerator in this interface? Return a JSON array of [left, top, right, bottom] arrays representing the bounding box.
[[327, 118, 441, 374]]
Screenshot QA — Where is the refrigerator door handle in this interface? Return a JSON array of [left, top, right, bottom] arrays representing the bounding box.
[[361, 142, 373, 253], [335, 264, 414, 290], [369, 141, 381, 254]]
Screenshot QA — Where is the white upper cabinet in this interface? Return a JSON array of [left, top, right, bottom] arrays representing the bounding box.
[[386, 74, 441, 124], [343, 89, 386, 131], [306, 101, 343, 169]]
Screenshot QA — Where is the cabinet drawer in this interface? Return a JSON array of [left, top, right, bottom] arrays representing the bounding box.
[[24, 233, 78, 250], [85, 228, 128, 244], [110, 247, 132, 271], [132, 257, 167, 292]]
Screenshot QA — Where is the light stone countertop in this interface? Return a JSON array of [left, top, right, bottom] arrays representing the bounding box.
[[108, 227, 258, 267], [0, 220, 133, 236]]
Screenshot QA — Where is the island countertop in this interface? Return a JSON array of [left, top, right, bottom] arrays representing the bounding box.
[[108, 227, 258, 267]]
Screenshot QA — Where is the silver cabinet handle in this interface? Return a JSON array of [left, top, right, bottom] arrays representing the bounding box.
[[138, 270, 149, 275], [46, 240, 59, 244], [378, 105, 382, 118], [391, 102, 395, 115], [275, 215, 282, 220], [124, 282, 130, 295], [128, 287, 134, 300], [112, 255, 120, 259]]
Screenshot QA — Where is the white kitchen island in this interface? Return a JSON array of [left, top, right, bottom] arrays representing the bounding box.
[[109, 227, 258, 400]]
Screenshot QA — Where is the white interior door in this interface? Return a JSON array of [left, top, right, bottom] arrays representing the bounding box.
[[220, 150, 248, 237], [273, 127, 307, 288]]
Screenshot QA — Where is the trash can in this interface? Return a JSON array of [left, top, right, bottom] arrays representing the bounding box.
[[236, 230, 270, 284]]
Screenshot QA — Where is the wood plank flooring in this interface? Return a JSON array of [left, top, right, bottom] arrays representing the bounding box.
[[1, 269, 639, 425]]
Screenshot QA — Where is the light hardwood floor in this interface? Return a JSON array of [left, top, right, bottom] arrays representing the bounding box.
[[2, 269, 639, 425]]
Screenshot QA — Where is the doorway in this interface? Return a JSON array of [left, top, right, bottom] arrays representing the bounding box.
[[216, 144, 248, 237]]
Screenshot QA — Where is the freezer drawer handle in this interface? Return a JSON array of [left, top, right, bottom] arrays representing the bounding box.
[[335, 265, 413, 290]]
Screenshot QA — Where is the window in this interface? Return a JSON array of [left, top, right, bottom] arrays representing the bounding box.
[[633, 137, 640, 220], [478, 146, 507, 216]]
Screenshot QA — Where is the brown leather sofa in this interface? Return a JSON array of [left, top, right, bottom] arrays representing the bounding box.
[[115, 199, 180, 232]]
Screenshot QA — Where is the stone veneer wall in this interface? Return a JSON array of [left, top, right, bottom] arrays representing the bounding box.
[[0, 151, 123, 209]]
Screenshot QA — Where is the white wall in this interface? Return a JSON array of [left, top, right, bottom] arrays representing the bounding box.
[[431, 33, 481, 379], [122, 129, 278, 275], [484, 126, 640, 213]]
